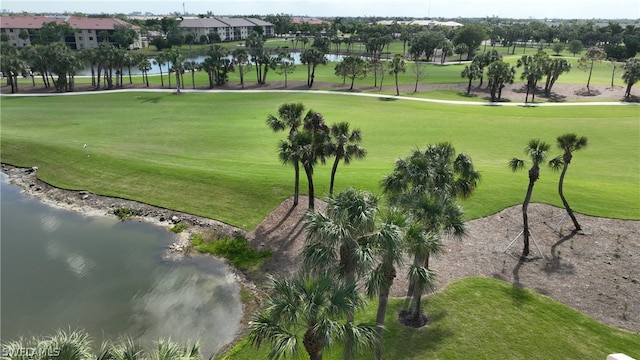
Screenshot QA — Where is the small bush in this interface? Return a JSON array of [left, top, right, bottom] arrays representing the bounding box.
[[170, 221, 188, 233], [190, 233, 272, 271], [112, 207, 142, 221]]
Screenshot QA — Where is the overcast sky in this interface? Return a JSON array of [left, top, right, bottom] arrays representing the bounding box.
[[3, 0, 639, 19]]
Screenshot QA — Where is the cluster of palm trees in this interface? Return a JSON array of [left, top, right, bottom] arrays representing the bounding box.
[[1, 329, 201, 360], [266, 103, 366, 210], [253, 118, 482, 359], [509, 133, 589, 258]]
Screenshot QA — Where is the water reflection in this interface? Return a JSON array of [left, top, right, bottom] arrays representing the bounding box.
[[0, 173, 242, 357]]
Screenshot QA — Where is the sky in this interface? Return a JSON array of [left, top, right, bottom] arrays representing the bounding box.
[[2, 0, 639, 19]]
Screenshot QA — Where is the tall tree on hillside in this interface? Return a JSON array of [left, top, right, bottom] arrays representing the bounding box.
[[578, 46, 606, 92], [622, 57, 640, 98], [549, 134, 589, 231], [266, 103, 306, 206], [249, 273, 377, 360], [327, 122, 366, 196], [389, 54, 406, 96], [508, 139, 551, 258]]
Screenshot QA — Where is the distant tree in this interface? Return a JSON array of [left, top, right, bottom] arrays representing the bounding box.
[[232, 48, 252, 89], [166, 26, 185, 47], [452, 25, 486, 60], [39, 21, 73, 44], [389, 53, 406, 96], [551, 42, 565, 55], [112, 24, 138, 49], [165, 47, 184, 93], [199, 34, 209, 44], [568, 39, 583, 56], [622, 58, 640, 98], [335, 55, 368, 90], [136, 54, 151, 87], [549, 134, 589, 231], [486, 60, 515, 102], [578, 46, 606, 92], [461, 63, 481, 94], [273, 51, 296, 88], [18, 29, 30, 46], [454, 43, 468, 62], [152, 52, 167, 87], [543, 58, 571, 96], [0, 44, 25, 93], [517, 51, 547, 103], [508, 139, 551, 258], [300, 47, 327, 88]]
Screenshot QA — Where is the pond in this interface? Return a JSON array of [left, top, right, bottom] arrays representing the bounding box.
[[0, 173, 242, 357], [78, 52, 347, 76]]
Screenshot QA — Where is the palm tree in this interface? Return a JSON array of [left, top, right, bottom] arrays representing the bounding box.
[[153, 53, 167, 87], [266, 103, 306, 206], [509, 139, 551, 257], [389, 53, 406, 96], [382, 143, 480, 325], [293, 110, 331, 211], [300, 47, 327, 88], [549, 134, 588, 231], [327, 122, 366, 197], [366, 208, 405, 360], [136, 54, 151, 87], [303, 188, 378, 360], [249, 273, 377, 360], [461, 63, 481, 94], [152, 339, 200, 360], [622, 58, 640, 98]]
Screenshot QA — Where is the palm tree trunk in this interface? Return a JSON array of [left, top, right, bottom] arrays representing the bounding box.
[[329, 157, 340, 196], [522, 180, 535, 257], [293, 161, 300, 206], [558, 161, 581, 230], [395, 74, 399, 96], [375, 289, 389, 360], [305, 165, 315, 210]]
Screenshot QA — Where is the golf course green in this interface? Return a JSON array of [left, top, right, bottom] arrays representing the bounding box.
[[1, 91, 638, 229]]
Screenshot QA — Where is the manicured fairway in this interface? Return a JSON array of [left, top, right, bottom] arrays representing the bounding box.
[[1, 91, 638, 229], [221, 277, 640, 360]]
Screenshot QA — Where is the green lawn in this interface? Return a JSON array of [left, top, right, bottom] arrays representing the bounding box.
[[221, 277, 640, 360], [1, 92, 638, 229]]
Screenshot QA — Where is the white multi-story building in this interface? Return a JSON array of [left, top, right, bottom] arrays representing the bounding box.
[[179, 17, 274, 42]]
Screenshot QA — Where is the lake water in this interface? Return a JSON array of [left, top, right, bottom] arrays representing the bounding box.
[[79, 52, 347, 76], [0, 173, 242, 357]]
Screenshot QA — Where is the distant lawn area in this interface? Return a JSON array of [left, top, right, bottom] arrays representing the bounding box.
[[1, 91, 638, 229], [221, 277, 640, 360]]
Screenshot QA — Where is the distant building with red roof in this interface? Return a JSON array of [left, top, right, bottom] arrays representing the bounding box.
[[0, 15, 142, 49]]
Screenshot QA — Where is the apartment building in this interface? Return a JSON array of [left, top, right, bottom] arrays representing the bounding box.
[[179, 17, 274, 42]]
